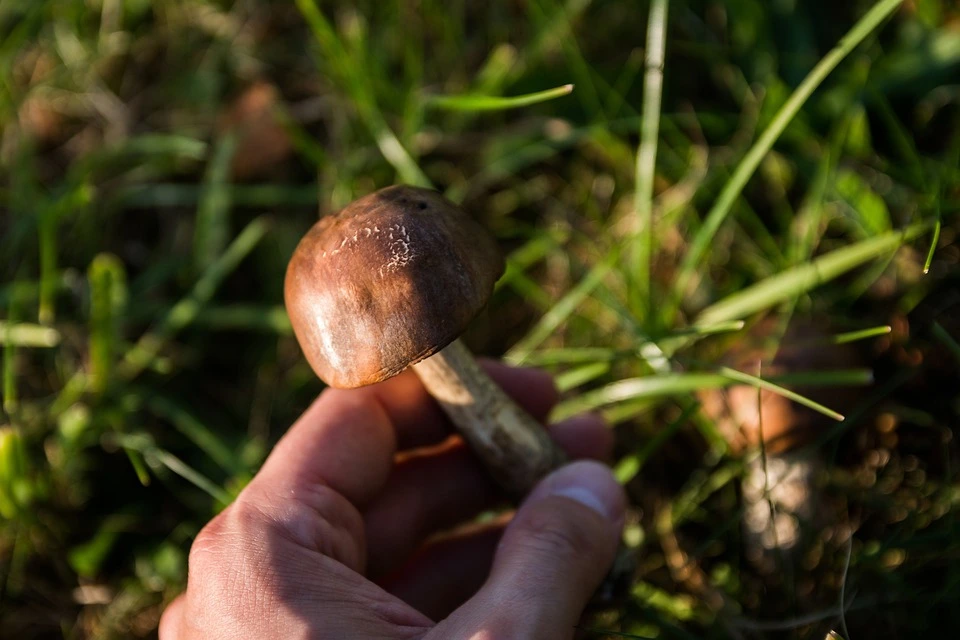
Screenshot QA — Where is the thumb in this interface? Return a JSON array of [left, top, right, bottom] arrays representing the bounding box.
[[431, 461, 626, 639]]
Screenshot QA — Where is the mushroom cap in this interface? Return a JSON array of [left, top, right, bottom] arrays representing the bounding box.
[[284, 185, 504, 388]]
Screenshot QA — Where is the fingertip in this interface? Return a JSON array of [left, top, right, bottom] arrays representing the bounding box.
[[263, 386, 397, 505], [525, 460, 626, 526], [550, 412, 613, 461], [479, 360, 560, 421], [431, 461, 624, 638]]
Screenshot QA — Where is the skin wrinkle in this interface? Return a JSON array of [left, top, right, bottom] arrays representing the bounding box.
[[187, 498, 432, 638], [269, 545, 432, 638], [185, 509, 277, 636], [254, 483, 367, 572], [281, 553, 433, 636], [495, 501, 602, 579]]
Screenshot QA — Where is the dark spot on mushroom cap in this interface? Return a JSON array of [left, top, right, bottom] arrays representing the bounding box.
[[284, 185, 504, 389]]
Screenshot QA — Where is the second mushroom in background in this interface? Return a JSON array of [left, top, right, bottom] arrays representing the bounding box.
[[699, 319, 864, 570]]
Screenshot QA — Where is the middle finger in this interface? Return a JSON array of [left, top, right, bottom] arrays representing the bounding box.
[[363, 412, 611, 577]]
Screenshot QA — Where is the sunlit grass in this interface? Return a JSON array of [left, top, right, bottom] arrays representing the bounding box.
[[1, 0, 959, 637]]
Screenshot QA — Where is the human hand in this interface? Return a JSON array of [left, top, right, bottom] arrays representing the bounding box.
[[159, 362, 626, 639]]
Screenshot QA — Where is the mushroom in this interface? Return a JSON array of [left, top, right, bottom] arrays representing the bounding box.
[[284, 185, 567, 497], [699, 319, 863, 570]]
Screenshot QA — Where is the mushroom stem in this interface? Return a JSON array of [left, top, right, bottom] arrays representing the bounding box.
[[413, 339, 567, 496], [742, 450, 821, 569]]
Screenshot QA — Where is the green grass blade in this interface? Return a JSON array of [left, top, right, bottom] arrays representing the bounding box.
[[870, 93, 928, 191], [615, 402, 698, 485], [192, 305, 292, 334], [69, 135, 208, 181], [194, 134, 238, 272], [114, 134, 208, 160], [669, 459, 746, 525], [506, 251, 616, 365], [275, 107, 330, 170], [697, 224, 928, 325], [500, 271, 553, 311], [932, 322, 960, 366], [719, 366, 844, 421], [87, 254, 128, 395], [657, 321, 747, 358], [553, 366, 867, 422], [147, 396, 239, 475], [472, 44, 517, 96], [425, 84, 573, 112], [68, 522, 123, 578], [768, 369, 874, 386], [0, 426, 30, 519], [831, 325, 892, 344], [294, 0, 430, 187], [633, 0, 669, 314], [672, 0, 904, 307], [495, 230, 567, 302], [2, 284, 27, 416], [526, 0, 604, 117], [116, 433, 232, 505], [555, 362, 611, 393], [521, 347, 619, 366], [605, 47, 645, 118], [834, 168, 892, 237], [120, 217, 269, 380], [37, 184, 95, 326], [151, 449, 233, 505], [124, 447, 152, 488], [923, 217, 941, 274], [666, 320, 746, 338], [37, 210, 57, 325], [601, 398, 657, 425], [116, 183, 320, 209], [787, 122, 839, 266], [553, 373, 729, 421], [0, 322, 60, 348]]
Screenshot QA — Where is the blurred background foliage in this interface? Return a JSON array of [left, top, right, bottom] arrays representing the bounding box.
[[1, 0, 959, 637]]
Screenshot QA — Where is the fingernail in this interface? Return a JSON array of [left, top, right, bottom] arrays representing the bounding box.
[[528, 460, 626, 523]]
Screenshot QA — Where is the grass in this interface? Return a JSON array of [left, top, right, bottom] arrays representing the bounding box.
[[2, 0, 960, 637]]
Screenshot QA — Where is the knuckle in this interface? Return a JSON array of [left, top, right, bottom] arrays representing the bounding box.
[[270, 482, 367, 568], [188, 511, 230, 572], [184, 500, 277, 633], [189, 497, 264, 566], [188, 499, 268, 586]]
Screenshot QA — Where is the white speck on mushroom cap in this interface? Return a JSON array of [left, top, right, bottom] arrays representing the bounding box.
[[317, 224, 418, 277], [381, 224, 416, 276]]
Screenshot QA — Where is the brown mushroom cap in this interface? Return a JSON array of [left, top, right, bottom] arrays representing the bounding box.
[[284, 185, 504, 389]]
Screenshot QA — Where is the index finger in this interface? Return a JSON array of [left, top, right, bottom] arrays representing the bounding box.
[[255, 361, 561, 507], [367, 361, 560, 450]]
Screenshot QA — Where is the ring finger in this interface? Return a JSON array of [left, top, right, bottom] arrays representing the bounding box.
[[363, 412, 611, 577]]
